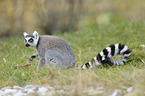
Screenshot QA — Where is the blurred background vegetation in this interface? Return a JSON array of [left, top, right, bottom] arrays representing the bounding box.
[[0, 0, 145, 37]]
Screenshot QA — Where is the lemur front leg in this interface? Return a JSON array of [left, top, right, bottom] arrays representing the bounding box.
[[29, 53, 39, 61], [37, 58, 45, 69]]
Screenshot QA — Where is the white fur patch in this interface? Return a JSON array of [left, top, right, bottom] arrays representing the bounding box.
[[100, 51, 105, 61], [123, 51, 132, 58], [33, 37, 39, 46], [23, 32, 28, 37], [114, 44, 119, 56], [88, 61, 93, 69], [120, 45, 128, 54], [94, 56, 100, 66], [82, 65, 86, 69], [33, 31, 39, 39], [106, 47, 111, 58], [25, 37, 31, 41]]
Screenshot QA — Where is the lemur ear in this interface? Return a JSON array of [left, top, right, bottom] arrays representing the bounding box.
[[23, 32, 28, 37], [33, 31, 39, 39]]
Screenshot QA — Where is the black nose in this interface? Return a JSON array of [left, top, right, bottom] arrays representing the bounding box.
[[25, 43, 30, 47]]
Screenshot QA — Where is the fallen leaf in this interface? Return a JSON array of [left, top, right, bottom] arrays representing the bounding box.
[[3, 58, 6, 65], [22, 63, 32, 67], [15, 64, 19, 69], [134, 64, 137, 67]]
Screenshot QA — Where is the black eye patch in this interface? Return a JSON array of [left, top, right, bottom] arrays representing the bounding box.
[[28, 38, 33, 42], [24, 39, 27, 42]]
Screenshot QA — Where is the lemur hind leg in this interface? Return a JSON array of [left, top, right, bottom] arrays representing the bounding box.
[[45, 49, 66, 68]]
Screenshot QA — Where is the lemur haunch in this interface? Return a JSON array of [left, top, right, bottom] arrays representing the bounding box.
[[24, 31, 132, 69], [24, 31, 75, 69]]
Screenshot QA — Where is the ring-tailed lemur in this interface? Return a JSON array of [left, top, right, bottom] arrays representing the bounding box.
[[24, 31, 75, 69], [81, 43, 132, 69]]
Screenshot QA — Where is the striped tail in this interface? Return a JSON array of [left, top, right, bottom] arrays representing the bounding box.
[[81, 43, 132, 69]]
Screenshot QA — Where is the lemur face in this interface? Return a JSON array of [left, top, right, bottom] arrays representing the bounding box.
[[23, 31, 39, 47]]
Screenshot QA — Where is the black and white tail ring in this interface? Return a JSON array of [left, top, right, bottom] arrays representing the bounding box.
[[81, 43, 132, 69]]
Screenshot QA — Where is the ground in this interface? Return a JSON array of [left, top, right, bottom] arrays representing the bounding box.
[[0, 20, 145, 95]]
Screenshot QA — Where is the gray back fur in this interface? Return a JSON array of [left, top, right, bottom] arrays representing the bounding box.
[[37, 35, 75, 69]]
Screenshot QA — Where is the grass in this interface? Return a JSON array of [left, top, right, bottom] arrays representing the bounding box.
[[0, 20, 145, 95]]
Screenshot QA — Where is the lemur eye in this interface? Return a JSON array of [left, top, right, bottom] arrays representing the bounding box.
[[29, 39, 33, 42]]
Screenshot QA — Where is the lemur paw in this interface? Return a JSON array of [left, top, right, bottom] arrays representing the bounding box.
[[29, 57, 33, 61], [29, 55, 36, 61]]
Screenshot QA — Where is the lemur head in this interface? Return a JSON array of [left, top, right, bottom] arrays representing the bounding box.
[[23, 31, 39, 48]]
